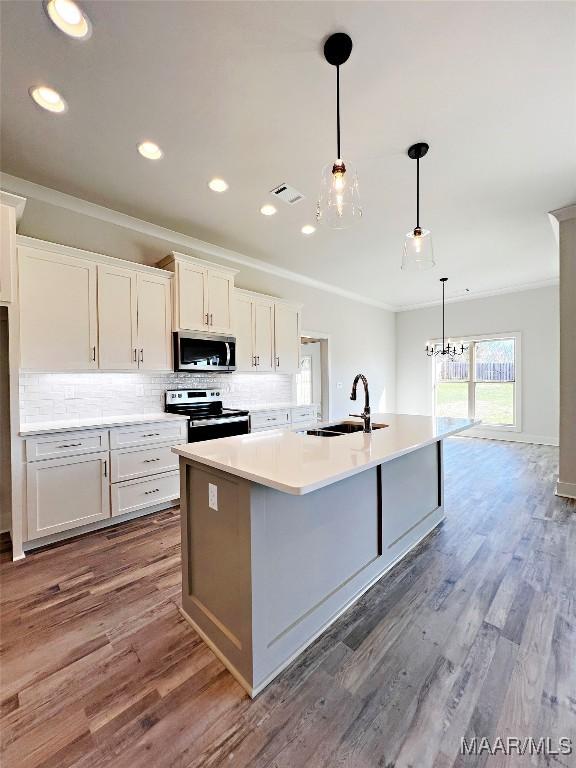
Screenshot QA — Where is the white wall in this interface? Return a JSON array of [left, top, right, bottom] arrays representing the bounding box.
[[14, 196, 396, 421], [396, 286, 559, 445]]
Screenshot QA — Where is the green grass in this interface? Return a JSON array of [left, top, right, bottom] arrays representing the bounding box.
[[436, 382, 514, 425]]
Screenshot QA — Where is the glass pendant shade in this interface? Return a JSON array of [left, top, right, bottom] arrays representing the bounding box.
[[402, 227, 435, 271], [317, 160, 362, 229]]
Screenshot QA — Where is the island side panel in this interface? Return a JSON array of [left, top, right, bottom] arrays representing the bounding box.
[[380, 440, 444, 563], [249, 441, 444, 693], [179, 459, 254, 690]]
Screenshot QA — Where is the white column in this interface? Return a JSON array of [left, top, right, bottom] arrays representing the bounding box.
[[550, 204, 576, 499]]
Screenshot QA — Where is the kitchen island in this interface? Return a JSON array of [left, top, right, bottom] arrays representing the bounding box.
[[173, 413, 475, 696]]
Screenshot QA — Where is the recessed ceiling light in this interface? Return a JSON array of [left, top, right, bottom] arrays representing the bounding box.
[[44, 0, 92, 39], [301, 225, 316, 235], [260, 204, 277, 216], [137, 141, 163, 160], [208, 178, 228, 193], [29, 85, 67, 113]]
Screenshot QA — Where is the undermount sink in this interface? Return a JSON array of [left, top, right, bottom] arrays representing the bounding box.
[[306, 421, 388, 437]]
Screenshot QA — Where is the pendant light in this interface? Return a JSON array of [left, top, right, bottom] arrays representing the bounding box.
[[316, 33, 362, 229], [402, 142, 435, 271], [426, 278, 467, 358]]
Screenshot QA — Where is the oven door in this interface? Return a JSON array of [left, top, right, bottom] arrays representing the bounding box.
[[188, 415, 249, 442], [174, 332, 236, 372]]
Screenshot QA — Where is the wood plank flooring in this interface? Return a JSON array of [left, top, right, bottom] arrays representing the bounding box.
[[1, 438, 575, 768]]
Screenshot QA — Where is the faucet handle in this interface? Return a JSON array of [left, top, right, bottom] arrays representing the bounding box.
[[349, 413, 362, 418]]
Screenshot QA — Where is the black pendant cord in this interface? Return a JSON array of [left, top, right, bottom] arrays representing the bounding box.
[[336, 65, 341, 159], [416, 157, 420, 229]]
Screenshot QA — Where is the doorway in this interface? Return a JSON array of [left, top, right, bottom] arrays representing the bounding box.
[[297, 333, 330, 421]]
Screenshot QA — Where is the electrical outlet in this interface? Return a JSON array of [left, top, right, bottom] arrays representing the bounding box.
[[64, 386, 75, 399], [208, 483, 218, 511]]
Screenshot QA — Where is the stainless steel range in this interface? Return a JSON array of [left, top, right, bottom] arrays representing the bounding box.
[[165, 389, 249, 443]]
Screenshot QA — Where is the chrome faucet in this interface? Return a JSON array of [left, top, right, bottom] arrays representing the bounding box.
[[350, 374, 371, 433]]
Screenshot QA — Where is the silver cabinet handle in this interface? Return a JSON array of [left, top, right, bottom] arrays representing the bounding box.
[[133, 348, 137, 362], [103, 460, 108, 478], [56, 442, 82, 449], [144, 488, 160, 495], [205, 313, 209, 325], [139, 349, 144, 364], [91, 346, 96, 362], [143, 458, 161, 463], [210, 313, 213, 326], [142, 432, 161, 437], [275, 356, 280, 367]]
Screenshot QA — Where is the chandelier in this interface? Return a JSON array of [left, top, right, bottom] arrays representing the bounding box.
[[426, 278, 468, 358]]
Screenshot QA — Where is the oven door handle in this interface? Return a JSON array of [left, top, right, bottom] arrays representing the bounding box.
[[189, 416, 249, 427]]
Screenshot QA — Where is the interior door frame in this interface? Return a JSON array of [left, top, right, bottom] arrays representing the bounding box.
[[300, 330, 331, 421]]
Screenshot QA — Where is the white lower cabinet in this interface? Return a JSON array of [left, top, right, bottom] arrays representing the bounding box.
[[27, 451, 110, 539], [111, 471, 179, 516], [110, 443, 179, 483]]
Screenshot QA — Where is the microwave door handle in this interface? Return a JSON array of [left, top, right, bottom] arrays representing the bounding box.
[[225, 342, 231, 367]]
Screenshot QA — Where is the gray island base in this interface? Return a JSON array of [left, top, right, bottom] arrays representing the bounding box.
[[175, 415, 474, 696]]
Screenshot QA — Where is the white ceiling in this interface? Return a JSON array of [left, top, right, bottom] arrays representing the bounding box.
[[1, 1, 575, 309]]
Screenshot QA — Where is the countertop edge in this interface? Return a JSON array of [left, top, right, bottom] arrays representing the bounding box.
[[172, 420, 476, 495], [20, 413, 189, 437]]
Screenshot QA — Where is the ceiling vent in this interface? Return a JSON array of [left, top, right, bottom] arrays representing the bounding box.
[[270, 183, 305, 205]]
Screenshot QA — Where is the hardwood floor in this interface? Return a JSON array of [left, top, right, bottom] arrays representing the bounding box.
[[1, 438, 574, 768]]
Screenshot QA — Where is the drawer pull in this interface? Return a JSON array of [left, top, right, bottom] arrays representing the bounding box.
[[143, 458, 161, 463], [142, 433, 161, 437], [144, 488, 160, 495], [56, 442, 83, 449]]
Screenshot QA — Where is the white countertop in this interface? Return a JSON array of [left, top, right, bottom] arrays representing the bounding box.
[[232, 403, 318, 413], [20, 412, 188, 436], [173, 413, 476, 495]]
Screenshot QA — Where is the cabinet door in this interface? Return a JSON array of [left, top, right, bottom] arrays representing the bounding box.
[[233, 293, 256, 372], [274, 303, 301, 373], [207, 269, 233, 333], [27, 451, 110, 539], [19, 246, 98, 370], [98, 264, 138, 370], [0, 203, 16, 303], [253, 299, 275, 372], [178, 262, 207, 331], [137, 273, 172, 371]]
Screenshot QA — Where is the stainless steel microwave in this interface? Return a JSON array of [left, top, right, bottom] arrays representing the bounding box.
[[173, 332, 236, 372]]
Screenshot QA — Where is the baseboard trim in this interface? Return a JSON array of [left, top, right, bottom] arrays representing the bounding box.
[[461, 431, 559, 447], [22, 500, 178, 554], [555, 480, 576, 500]]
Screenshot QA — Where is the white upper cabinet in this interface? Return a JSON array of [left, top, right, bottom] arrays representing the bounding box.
[[136, 272, 172, 371], [0, 192, 26, 304], [253, 298, 275, 372], [19, 238, 172, 372], [274, 302, 301, 374], [158, 252, 237, 335], [234, 291, 255, 371], [233, 290, 300, 374], [19, 245, 98, 371], [98, 264, 138, 370]]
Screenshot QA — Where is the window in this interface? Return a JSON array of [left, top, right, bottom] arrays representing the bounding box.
[[433, 335, 519, 429], [296, 355, 312, 405]]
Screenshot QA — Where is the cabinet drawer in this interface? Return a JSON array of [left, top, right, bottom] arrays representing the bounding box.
[[111, 443, 178, 483], [291, 406, 317, 424], [109, 420, 187, 449], [111, 471, 179, 516], [26, 429, 109, 462], [250, 409, 291, 432]]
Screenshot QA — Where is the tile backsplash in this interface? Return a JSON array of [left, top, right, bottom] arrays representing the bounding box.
[[19, 372, 295, 424]]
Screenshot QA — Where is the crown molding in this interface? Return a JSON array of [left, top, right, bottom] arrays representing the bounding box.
[[395, 277, 560, 312], [549, 203, 576, 222], [0, 190, 26, 222], [0, 173, 394, 312]]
